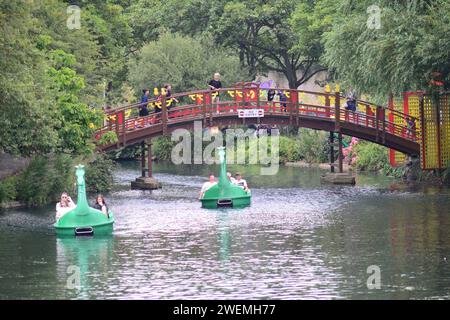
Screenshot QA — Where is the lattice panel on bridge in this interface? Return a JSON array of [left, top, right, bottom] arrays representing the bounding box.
[[421, 96, 440, 169], [440, 94, 450, 168], [407, 94, 421, 134], [389, 97, 407, 166]]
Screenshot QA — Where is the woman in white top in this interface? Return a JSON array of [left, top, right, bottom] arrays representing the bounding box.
[[55, 192, 76, 221]]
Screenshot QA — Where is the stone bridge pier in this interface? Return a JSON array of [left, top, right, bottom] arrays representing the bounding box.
[[131, 140, 162, 190]]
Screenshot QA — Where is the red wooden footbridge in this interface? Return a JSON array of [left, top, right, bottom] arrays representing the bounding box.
[[95, 84, 420, 158]]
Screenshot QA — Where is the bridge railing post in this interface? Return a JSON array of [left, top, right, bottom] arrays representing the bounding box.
[[209, 91, 213, 126], [334, 86, 341, 131], [162, 94, 168, 136], [375, 105, 380, 142], [202, 92, 207, 125], [325, 85, 330, 118], [115, 112, 120, 148], [121, 110, 126, 146], [256, 84, 261, 125], [289, 89, 294, 125]]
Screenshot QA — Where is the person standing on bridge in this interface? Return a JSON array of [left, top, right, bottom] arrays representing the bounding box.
[[163, 83, 179, 109], [344, 86, 357, 112], [139, 89, 150, 117], [277, 89, 288, 112], [208, 73, 222, 113]]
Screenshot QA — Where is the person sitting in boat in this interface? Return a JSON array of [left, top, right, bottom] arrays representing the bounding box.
[[227, 172, 236, 184], [233, 173, 249, 191], [56, 192, 76, 221], [199, 174, 217, 199], [93, 194, 110, 218]]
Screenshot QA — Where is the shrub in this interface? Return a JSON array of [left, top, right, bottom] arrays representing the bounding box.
[[279, 136, 302, 163], [85, 154, 116, 193], [153, 136, 176, 161], [0, 176, 18, 203], [16, 154, 74, 207], [297, 128, 329, 163], [352, 141, 390, 172], [110, 144, 141, 160], [98, 131, 118, 146]]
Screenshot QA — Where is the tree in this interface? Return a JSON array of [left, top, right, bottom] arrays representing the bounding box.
[[322, 0, 450, 97], [69, 0, 134, 105], [128, 33, 249, 94], [45, 49, 103, 155], [214, 0, 327, 88], [125, 0, 227, 47], [0, 1, 59, 156]]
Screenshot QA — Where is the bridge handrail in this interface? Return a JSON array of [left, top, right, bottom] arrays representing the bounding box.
[[96, 85, 421, 150], [104, 87, 338, 115]]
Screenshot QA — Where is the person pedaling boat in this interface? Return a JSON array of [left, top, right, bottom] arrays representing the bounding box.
[[93, 194, 110, 219], [233, 173, 249, 192], [55, 192, 76, 221], [199, 174, 217, 199], [227, 172, 236, 184]]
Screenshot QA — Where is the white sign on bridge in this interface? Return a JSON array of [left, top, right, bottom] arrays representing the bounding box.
[[237, 109, 264, 118]]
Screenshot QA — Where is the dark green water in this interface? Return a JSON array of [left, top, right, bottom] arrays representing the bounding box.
[[0, 162, 449, 299]]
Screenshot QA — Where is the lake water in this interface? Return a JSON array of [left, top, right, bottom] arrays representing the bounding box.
[[0, 161, 449, 299]]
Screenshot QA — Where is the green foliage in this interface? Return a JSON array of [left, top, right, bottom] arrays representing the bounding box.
[[85, 154, 116, 193], [45, 49, 103, 155], [153, 136, 177, 161], [352, 141, 390, 172], [16, 154, 74, 207], [11, 153, 115, 207], [98, 131, 119, 146], [323, 0, 450, 97], [0, 1, 59, 156], [110, 144, 140, 160], [128, 32, 249, 93], [215, 0, 326, 87], [0, 176, 18, 204], [126, 0, 219, 44], [297, 129, 329, 163], [278, 136, 301, 163]]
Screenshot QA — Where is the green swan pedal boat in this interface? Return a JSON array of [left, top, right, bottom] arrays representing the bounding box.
[[54, 165, 114, 236], [200, 147, 251, 209]]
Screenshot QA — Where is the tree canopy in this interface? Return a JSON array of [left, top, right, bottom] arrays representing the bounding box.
[[322, 0, 450, 97], [128, 33, 249, 94], [0, 0, 449, 157]]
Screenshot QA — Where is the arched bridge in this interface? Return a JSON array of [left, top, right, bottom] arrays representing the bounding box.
[[95, 84, 420, 155]]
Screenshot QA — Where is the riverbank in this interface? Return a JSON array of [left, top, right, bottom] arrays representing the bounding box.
[[0, 153, 115, 208], [285, 160, 351, 172]]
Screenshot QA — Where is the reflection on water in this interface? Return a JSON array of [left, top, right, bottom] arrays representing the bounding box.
[[56, 237, 114, 299], [0, 161, 449, 299]]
